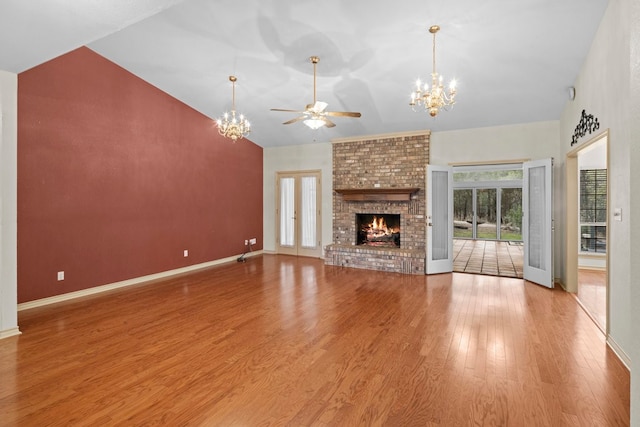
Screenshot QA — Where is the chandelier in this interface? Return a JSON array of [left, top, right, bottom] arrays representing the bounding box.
[[409, 25, 457, 117], [216, 75, 250, 141]]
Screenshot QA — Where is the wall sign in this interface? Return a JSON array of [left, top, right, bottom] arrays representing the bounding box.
[[571, 109, 600, 146]]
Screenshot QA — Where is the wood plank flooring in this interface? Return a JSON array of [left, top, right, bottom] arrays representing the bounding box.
[[0, 255, 629, 426], [577, 268, 607, 332], [454, 239, 524, 278]]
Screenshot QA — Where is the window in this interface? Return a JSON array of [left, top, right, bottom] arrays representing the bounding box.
[[453, 166, 523, 183], [579, 169, 606, 253], [453, 164, 522, 241]]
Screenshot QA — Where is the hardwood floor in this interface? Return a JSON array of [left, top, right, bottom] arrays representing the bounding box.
[[454, 239, 524, 278], [577, 268, 607, 332], [0, 255, 629, 426]]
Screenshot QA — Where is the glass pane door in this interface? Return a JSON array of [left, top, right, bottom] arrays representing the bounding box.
[[432, 170, 450, 261], [526, 166, 545, 270], [300, 176, 317, 248], [276, 171, 322, 257], [454, 189, 473, 238], [522, 158, 553, 288], [500, 188, 522, 241], [279, 177, 295, 247], [475, 189, 497, 239], [426, 165, 453, 274]]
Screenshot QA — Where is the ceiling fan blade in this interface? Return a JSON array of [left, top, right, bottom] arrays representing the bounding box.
[[325, 111, 362, 118], [282, 115, 306, 125], [271, 108, 306, 113], [323, 118, 336, 128]]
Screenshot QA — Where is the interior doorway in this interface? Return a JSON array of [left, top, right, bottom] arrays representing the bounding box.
[[276, 170, 322, 257], [566, 132, 608, 332]]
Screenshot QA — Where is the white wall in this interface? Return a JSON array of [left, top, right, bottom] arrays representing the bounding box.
[[0, 69, 19, 338], [628, 0, 640, 422], [558, 0, 640, 418], [429, 121, 561, 166], [430, 121, 563, 277], [263, 142, 333, 254], [577, 139, 607, 169], [558, 0, 632, 367]]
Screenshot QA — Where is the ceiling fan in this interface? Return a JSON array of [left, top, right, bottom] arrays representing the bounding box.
[[271, 56, 361, 129]]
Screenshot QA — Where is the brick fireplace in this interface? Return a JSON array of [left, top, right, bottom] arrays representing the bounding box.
[[325, 131, 430, 274]]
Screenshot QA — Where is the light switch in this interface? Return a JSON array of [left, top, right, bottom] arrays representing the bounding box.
[[613, 208, 622, 222]]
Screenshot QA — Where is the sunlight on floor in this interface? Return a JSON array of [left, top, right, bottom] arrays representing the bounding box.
[[577, 268, 607, 331]]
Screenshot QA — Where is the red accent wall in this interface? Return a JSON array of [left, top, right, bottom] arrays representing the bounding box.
[[17, 47, 263, 303]]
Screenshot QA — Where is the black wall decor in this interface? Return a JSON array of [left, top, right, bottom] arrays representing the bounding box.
[[571, 109, 600, 146]]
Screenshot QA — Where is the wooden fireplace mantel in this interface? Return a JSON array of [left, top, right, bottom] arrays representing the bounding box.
[[334, 187, 420, 201]]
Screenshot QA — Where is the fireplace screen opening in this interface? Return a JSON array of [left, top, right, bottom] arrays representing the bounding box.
[[356, 214, 400, 247]]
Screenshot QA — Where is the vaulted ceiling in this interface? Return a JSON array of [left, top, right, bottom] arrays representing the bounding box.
[[0, 0, 608, 147]]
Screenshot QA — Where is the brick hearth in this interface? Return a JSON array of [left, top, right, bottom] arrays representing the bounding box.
[[325, 131, 430, 274]]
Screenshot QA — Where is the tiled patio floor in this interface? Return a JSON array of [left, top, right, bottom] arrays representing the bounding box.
[[453, 239, 523, 278]]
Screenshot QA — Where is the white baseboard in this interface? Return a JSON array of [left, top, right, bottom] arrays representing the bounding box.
[[578, 266, 607, 272], [262, 249, 325, 260], [606, 335, 631, 371], [17, 251, 263, 311], [0, 327, 22, 339]]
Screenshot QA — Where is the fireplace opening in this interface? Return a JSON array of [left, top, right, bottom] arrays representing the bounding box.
[[356, 214, 400, 247]]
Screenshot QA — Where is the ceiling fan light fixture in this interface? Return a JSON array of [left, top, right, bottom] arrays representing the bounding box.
[[304, 117, 326, 130], [409, 25, 457, 117], [271, 56, 361, 129], [216, 75, 251, 142]]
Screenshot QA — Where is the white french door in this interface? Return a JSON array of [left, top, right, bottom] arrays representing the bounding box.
[[276, 171, 321, 257], [522, 158, 554, 288], [426, 165, 453, 274]]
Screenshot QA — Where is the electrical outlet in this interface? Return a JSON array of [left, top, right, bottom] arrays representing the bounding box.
[[183, 250, 189, 257], [249, 238, 257, 245], [57, 271, 64, 281], [244, 240, 248, 245]]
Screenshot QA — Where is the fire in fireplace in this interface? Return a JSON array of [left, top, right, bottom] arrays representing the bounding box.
[[356, 213, 401, 247]]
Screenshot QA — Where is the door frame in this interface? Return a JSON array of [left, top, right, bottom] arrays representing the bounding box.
[[565, 130, 609, 332]]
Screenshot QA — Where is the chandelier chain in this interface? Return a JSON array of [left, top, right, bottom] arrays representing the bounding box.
[[432, 30, 436, 76]]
